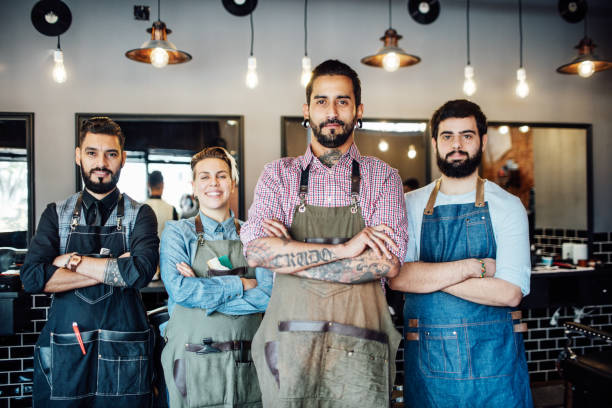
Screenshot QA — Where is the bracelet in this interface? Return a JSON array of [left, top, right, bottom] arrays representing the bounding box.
[[478, 259, 486, 278], [64, 254, 74, 269]]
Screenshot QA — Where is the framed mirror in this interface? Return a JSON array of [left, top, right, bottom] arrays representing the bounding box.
[[0, 112, 35, 250], [75, 114, 245, 219], [282, 116, 431, 190]]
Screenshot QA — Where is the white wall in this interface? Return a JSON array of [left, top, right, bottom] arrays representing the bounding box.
[[1, 0, 611, 230]]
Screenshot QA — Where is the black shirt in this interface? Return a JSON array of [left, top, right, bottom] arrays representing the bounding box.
[[21, 189, 160, 293]]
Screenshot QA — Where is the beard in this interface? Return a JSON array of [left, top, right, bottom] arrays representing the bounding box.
[[311, 117, 356, 148], [80, 162, 121, 194], [436, 147, 483, 178]]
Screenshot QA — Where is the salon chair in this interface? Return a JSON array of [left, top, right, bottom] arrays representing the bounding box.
[[558, 321, 612, 408]]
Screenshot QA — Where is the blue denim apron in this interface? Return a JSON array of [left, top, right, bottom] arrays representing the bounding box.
[[403, 178, 532, 408]]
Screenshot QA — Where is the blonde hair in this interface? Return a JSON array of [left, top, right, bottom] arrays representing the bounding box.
[[190, 147, 239, 184]]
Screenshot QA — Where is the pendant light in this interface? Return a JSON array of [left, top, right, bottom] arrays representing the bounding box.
[[462, 0, 476, 96], [300, 0, 312, 87], [125, 0, 191, 68], [245, 12, 258, 89], [361, 0, 420, 72], [52, 35, 67, 83], [556, 17, 612, 77], [515, 0, 529, 98]]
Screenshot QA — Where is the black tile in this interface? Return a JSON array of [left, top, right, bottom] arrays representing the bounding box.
[[554, 229, 565, 237], [10, 347, 33, 359], [0, 373, 8, 385], [0, 385, 21, 398], [20, 334, 38, 347], [540, 360, 556, 370], [0, 349, 8, 360], [594, 253, 609, 263], [534, 228, 543, 235], [22, 383, 33, 395], [544, 228, 553, 236], [547, 328, 565, 338], [33, 295, 51, 309], [602, 243, 612, 252], [34, 321, 47, 333], [19, 321, 35, 333], [573, 337, 591, 347], [0, 337, 21, 348], [0, 359, 22, 372], [24, 308, 46, 321], [577, 230, 588, 238], [21, 358, 32, 371], [9, 372, 33, 384], [530, 330, 547, 340], [529, 372, 545, 382], [0, 397, 9, 408], [11, 396, 33, 408], [527, 361, 538, 372], [565, 229, 576, 238], [602, 306, 612, 314], [540, 340, 557, 349], [529, 351, 547, 361], [594, 232, 609, 242], [524, 341, 538, 351], [540, 238, 549, 245], [530, 308, 549, 318]]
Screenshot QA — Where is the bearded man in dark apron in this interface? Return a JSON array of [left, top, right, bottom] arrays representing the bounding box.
[[241, 60, 409, 407], [390, 100, 533, 407], [21, 117, 159, 407]]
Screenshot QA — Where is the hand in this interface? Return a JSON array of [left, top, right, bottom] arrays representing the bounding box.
[[461, 258, 496, 279], [240, 278, 258, 291], [262, 219, 292, 240], [338, 225, 398, 260], [176, 262, 196, 277], [53, 252, 76, 268]]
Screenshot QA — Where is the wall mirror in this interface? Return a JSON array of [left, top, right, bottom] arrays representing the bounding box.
[[75, 114, 245, 219], [0, 113, 35, 250], [282, 116, 431, 191]]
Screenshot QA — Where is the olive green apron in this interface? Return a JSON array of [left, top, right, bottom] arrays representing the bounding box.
[[252, 160, 402, 408], [161, 215, 263, 408]]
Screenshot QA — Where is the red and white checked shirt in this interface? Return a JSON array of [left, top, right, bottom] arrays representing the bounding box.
[[241, 143, 409, 262]]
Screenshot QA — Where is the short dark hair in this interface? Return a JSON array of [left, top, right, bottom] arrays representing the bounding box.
[[403, 178, 420, 190], [148, 170, 163, 188], [79, 117, 125, 149], [306, 59, 361, 107], [430, 100, 487, 140]]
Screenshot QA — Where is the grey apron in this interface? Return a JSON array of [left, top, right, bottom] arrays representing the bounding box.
[[252, 160, 402, 408], [161, 214, 263, 408]]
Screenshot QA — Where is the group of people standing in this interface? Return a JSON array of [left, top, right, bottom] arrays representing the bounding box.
[[21, 59, 533, 408]]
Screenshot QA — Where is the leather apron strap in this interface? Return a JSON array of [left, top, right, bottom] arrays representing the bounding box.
[[423, 177, 486, 215]]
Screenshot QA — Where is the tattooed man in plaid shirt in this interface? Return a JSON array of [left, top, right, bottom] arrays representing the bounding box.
[[241, 60, 408, 407]]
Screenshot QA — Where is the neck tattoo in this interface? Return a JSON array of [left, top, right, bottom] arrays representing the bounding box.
[[318, 149, 342, 168]]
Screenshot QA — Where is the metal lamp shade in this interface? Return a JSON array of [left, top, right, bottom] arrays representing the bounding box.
[[125, 20, 192, 65], [556, 37, 612, 75], [361, 29, 421, 68]]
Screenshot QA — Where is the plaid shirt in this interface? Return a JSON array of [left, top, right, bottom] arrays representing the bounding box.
[[241, 143, 408, 262]]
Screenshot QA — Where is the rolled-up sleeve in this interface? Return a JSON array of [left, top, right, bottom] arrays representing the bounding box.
[[21, 204, 61, 293], [115, 204, 159, 289], [160, 221, 245, 313], [215, 267, 273, 315]]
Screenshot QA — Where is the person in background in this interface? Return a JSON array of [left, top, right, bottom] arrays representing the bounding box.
[[145, 170, 178, 238], [160, 147, 271, 407], [403, 177, 420, 193], [390, 99, 532, 407], [179, 193, 199, 219], [241, 59, 408, 407], [21, 116, 159, 407]]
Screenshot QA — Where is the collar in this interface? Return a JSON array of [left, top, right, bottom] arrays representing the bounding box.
[[197, 209, 238, 234], [149, 195, 162, 199], [82, 188, 120, 211], [299, 143, 361, 171]]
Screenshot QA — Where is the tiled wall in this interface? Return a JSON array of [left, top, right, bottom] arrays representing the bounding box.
[[533, 228, 612, 266]]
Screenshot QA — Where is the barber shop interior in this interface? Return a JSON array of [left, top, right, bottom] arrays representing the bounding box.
[[0, 0, 611, 407]]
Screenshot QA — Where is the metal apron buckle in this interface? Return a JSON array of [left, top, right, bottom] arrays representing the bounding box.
[[350, 194, 359, 214], [116, 217, 123, 231], [196, 337, 221, 355], [70, 216, 79, 231], [298, 193, 307, 213]]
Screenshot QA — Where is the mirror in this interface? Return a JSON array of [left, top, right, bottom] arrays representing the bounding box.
[[282, 116, 431, 190], [75, 114, 245, 219], [0, 113, 35, 250]]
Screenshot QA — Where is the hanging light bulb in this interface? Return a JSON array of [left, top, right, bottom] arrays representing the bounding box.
[[245, 56, 258, 89], [519, 125, 529, 133], [52, 48, 67, 83], [556, 18, 612, 78], [150, 47, 169, 68], [301, 56, 312, 87], [515, 67, 529, 98], [378, 140, 389, 152], [498, 125, 509, 134], [577, 60, 595, 78], [463, 65, 476, 96], [382, 52, 400, 72], [407, 145, 417, 159]]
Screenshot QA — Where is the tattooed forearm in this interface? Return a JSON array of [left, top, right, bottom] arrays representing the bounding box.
[[246, 238, 339, 273], [103, 259, 127, 287], [293, 250, 399, 284], [318, 149, 342, 168], [270, 248, 336, 268]]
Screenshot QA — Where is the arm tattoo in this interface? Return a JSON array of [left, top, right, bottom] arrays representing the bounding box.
[[103, 259, 127, 287], [318, 149, 342, 168], [294, 252, 398, 284], [246, 240, 338, 270]]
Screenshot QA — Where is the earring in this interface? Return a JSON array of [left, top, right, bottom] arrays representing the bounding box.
[[356, 119, 363, 129], [302, 119, 310, 128]]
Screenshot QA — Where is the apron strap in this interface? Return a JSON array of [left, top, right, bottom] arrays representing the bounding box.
[[194, 213, 242, 241], [71, 192, 85, 230], [423, 177, 486, 215], [298, 160, 361, 213], [116, 194, 125, 230], [298, 163, 311, 213]]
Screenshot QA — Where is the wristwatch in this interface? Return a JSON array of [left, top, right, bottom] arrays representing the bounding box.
[[65, 254, 83, 272]]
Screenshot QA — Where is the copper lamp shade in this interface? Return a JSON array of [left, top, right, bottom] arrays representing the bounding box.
[[556, 36, 612, 75], [361, 29, 421, 69], [125, 20, 192, 65]]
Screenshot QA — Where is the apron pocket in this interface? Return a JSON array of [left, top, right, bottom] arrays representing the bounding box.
[[319, 332, 389, 406], [422, 328, 462, 375], [278, 331, 326, 399], [97, 329, 151, 396], [466, 218, 490, 258], [184, 348, 233, 407], [299, 279, 351, 298], [50, 330, 99, 399], [235, 361, 261, 404], [467, 321, 516, 378], [75, 284, 113, 305]]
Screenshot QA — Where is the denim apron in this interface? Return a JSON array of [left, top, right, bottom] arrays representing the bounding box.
[[33, 192, 153, 408], [403, 178, 532, 408], [252, 160, 402, 408], [161, 214, 262, 408]]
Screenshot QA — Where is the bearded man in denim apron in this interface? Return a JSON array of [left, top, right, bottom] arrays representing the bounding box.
[[241, 60, 409, 407], [390, 100, 533, 407], [22, 117, 159, 407]]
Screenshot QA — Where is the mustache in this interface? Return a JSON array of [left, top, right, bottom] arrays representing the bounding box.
[[319, 118, 346, 128], [89, 167, 113, 176], [445, 150, 469, 160]]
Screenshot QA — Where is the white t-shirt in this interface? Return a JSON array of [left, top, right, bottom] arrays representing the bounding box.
[[404, 179, 531, 296]]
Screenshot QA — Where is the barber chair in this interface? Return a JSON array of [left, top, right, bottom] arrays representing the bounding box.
[[148, 305, 170, 408], [558, 322, 612, 408]]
